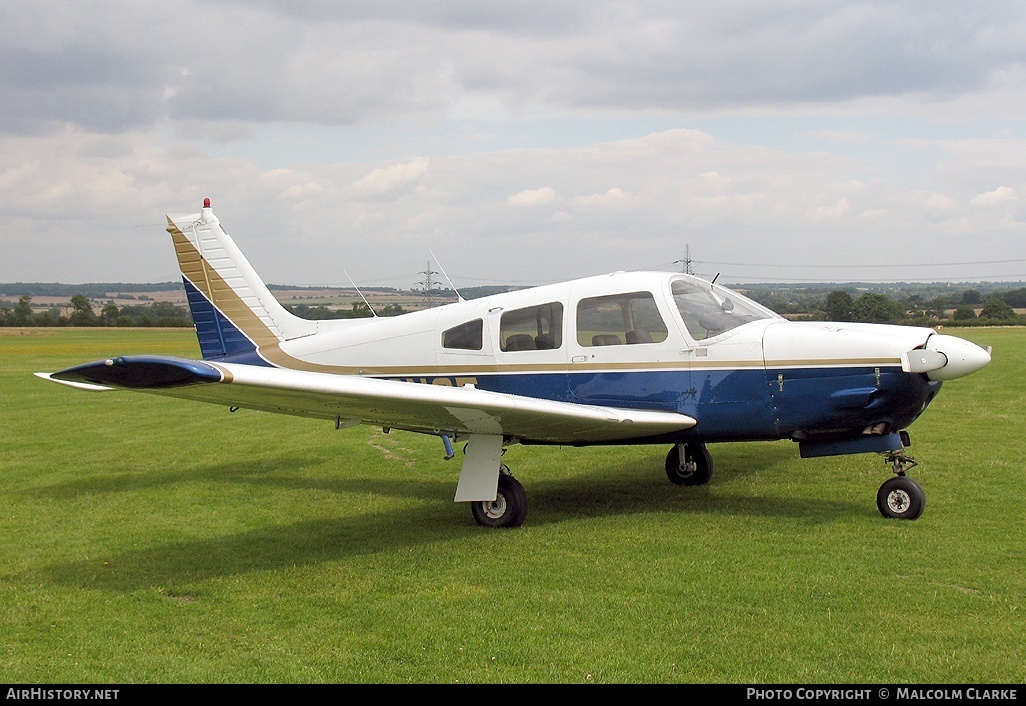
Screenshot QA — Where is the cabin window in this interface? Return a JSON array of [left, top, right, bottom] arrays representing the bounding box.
[[442, 319, 483, 350], [576, 292, 668, 347], [499, 303, 563, 351], [670, 279, 770, 340]]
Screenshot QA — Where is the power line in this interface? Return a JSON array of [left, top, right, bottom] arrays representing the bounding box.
[[719, 273, 1026, 284], [696, 257, 1026, 269]]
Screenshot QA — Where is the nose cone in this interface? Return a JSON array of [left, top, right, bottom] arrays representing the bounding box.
[[925, 334, 992, 381]]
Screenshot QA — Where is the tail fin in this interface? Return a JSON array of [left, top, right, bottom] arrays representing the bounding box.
[[167, 199, 317, 364]]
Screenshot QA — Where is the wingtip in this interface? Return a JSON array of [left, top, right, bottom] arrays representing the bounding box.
[[35, 372, 114, 392]]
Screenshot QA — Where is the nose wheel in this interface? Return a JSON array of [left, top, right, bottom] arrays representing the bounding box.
[[877, 475, 925, 520], [877, 450, 925, 520]]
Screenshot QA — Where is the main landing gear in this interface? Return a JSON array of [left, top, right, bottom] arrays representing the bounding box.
[[665, 442, 713, 486], [877, 450, 925, 520], [470, 465, 528, 529]]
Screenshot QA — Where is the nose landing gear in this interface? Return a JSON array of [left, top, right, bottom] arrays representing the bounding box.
[[877, 450, 925, 520]]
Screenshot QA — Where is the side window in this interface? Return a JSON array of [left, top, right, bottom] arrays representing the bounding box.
[[577, 292, 668, 347], [499, 303, 563, 352], [442, 319, 483, 350]]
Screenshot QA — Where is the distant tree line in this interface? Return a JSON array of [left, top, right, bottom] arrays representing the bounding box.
[[0, 295, 408, 327], [749, 286, 1026, 326], [0, 295, 193, 327], [0, 282, 184, 298]]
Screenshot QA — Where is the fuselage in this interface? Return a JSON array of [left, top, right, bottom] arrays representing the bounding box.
[[221, 271, 961, 446]]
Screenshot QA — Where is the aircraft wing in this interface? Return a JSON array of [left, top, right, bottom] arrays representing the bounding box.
[[41, 356, 696, 444]]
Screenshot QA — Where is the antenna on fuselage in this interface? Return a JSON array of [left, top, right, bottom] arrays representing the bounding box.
[[343, 270, 378, 317], [429, 249, 464, 303]]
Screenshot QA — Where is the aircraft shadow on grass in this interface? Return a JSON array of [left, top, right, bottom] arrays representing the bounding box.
[[29, 445, 857, 593]]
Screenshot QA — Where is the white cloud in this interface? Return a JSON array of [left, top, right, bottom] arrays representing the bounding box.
[[970, 186, 1017, 208], [807, 198, 852, 222], [507, 187, 559, 206], [352, 159, 430, 198], [575, 187, 633, 207]]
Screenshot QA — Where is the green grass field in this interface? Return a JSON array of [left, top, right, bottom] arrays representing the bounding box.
[[2, 327, 1023, 683]]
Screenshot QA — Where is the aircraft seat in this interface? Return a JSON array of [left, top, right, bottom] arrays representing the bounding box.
[[505, 334, 537, 351], [626, 330, 653, 344], [535, 333, 556, 349]]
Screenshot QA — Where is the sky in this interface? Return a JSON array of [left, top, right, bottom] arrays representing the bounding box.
[[1, 0, 1025, 289]]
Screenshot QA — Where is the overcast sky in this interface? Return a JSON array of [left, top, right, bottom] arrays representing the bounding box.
[[1, 0, 1024, 288]]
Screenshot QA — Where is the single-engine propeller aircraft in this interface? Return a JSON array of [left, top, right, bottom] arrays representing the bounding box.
[[39, 200, 992, 527]]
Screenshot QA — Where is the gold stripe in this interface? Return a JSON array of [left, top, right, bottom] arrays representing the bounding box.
[[168, 219, 282, 352], [208, 362, 234, 383], [765, 358, 901, 368], [230, 358, 902, 378]]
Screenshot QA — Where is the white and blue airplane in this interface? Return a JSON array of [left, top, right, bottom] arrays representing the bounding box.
[[39, 200, 992, 527]]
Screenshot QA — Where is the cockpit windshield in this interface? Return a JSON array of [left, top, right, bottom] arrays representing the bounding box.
[[670, 277, 778, 341]]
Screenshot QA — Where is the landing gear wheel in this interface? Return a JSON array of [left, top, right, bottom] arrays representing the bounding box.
[[471, 473, 528, 528], [877, 476, 926, 520], [665, 443, 713, 486]]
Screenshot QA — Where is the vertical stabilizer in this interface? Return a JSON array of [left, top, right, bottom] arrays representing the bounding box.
[[167, 200, 317, 363]]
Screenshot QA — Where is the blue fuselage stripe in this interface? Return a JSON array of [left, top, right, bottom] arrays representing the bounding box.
[[384, 366, 939, 442]]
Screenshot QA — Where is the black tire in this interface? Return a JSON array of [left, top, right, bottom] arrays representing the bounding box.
[[877, 476, 926, 520], [665, 443, 713, 486], [471, 474, 528, 528]]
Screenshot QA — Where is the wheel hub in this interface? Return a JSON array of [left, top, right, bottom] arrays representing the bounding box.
[[886, 489, 911, 513], [481, 495, 507, 520]]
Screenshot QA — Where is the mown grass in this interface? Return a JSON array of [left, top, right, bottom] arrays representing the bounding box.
[[1, 327, 1023, 683]]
